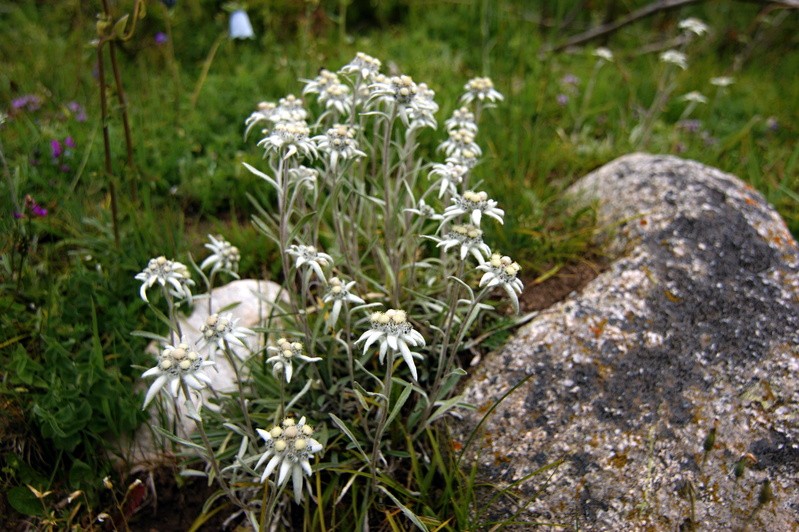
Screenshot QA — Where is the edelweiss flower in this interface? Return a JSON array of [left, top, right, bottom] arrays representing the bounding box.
[[200, 312, 254, 354], [255, 417, 324, 503], [442, 191, 504, 226], [258, 121, 317, 160], [368, 75, 424, 126], [313, 124, 366, 171], [680, 91, 708, 104], [477, 253, 524, 314], [244, 101, 276, 139], [356, 309, 425, 380], [445, 107, 478, 133], [287, 165, 319, 193], [659, 50, 688, 70], [679, 18, 709, 37], [200, 234, 240, 276], [446, 150, 479, 169], [272, 94, 308, 123], [593, 47, 614, 62], [460, 77, 503, 105], [407, 82, 438, 132], [317, 80, 352, 117], [438, 128, 482, 159], [339, 52, 382, 80], [404, 199, 443, 220], [710, 76, 734, 88], [322, 277, 365, 327], [265, 338, 322, 383], [302, 69, 340, 96], [431, 224, 491, 263], [285, 244, 333, 283], [429, 161, 468, 198], [141, 341, 214, 409], [135, 256, 195, 303]]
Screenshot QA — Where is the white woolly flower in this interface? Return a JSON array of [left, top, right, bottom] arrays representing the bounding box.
[[322, 277, 365, 327], [438, 128, 482, 159], [680, 91, 708, 104], [312, 124, 366, 171], [265, 338, 322, 383], [429, 161, 468, 198], [356, 309, 426, 381], [445, 107, 478, 133], [679, 18, 709, 37], [339, 52, 382, 80], [285, 244, 333, 283], [287, 165, 319, 193], [593, 47, 614, 62], [200, 312, 254, 354], [431, 224, 491, 263], [446, 150, 479, 169], [257, 121, 318, 161], [404, 199, 443, 220], [710, 76, 734, 88], [317, 80, 352, 117], [442, 190, 505, 226], [135, 256, 195, 303], [659, 50, 688, 70], [272, 94, 308, 123], [141, 341, 214, 409], [302, 69, 340, 96], [255, 417, 324, 504], [368, 74, 425, 126], [200, 234, 240, 276], [407, 82, 438, 132], [244, 101, 276, 139], [460, 77, 503, 105], [477, 253, 524, 314]]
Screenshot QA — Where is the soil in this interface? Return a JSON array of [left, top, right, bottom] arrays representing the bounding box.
[[519, 257, 605, 312]]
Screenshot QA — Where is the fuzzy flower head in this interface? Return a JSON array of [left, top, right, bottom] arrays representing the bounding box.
[[322, 277, 365, 327], [710, 76, 734, 88], [356, 309, 426, 380], [477, 253, 524, 314], [438, 128, 482, 159], [407, 82, 439, 132], [659, 50, 688, 70], [442, 190, 504, 227], [368, 74, 424, 126], [679, 18, 709, 37], [255, 417, 324, 503], [434, 224, 492, 263], [461, 77, 503, 106], [244, 101, 276, 139], [313, 124, 366, 171], [340, 52, 382, 80], [303, 69, 340, 96], [200, 312, 254, 354], [317, 80, 352, 117], [429, 161, 469, 198], [272, 94, 308, 123], [135, 256, 194, 303], [266, 338, 322, 383], [593, 47, 614, 63], [446, 149, 479, 170], [258, 121, 317, 161], [141, 341, 214, 409], [404, 199, 443, 220], [445, 107, 478, 133], [285, 244, 333, 283], [200, 234, 240, 276], [287, 165, 319, 193], [680, 91, 708, 104]]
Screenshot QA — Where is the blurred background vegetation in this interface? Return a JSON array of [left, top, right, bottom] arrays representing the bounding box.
[[1, 0, 797, 527]]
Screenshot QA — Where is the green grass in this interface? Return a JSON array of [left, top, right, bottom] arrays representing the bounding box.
[[1, 0, 797, 529]]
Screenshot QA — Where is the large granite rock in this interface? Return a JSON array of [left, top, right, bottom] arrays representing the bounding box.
[[453, 154, 799, 529]]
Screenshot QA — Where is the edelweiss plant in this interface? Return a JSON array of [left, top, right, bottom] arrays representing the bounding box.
[[134, 52, 523, 529]]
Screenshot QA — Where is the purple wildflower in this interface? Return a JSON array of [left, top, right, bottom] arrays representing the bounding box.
[[51, 139, 63, 159], [556, 94, 569, 106], [65, 136, 76, 149], [154, 32, 168, 45], [67, 102, 87, 122], [12, 95, 42, 112], [561, 74, 579, 86]]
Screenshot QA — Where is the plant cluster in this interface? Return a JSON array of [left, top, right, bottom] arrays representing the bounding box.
[[136, 52, 518, 529]]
